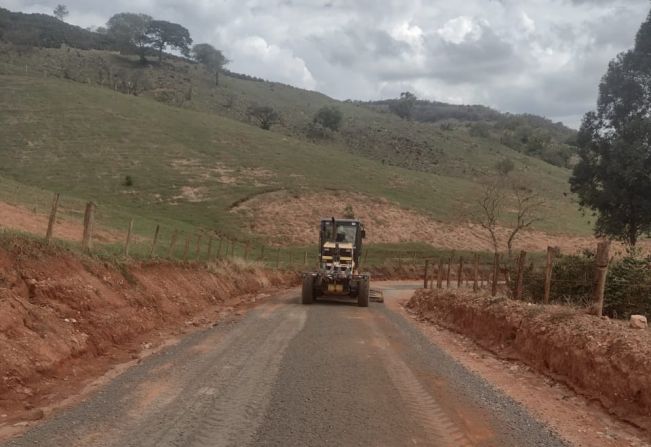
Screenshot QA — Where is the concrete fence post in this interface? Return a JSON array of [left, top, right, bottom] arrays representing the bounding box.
[[437, 258, 444, 289], [167, 229, 178, 258], [514, 250, 526, 300], [149, 224, 160, 258], [491, 252, 500, 297], [81, 201, 96, 252], [124, 219, 134, 257], [457, 257, 464, 288], [473, 254, 479, 292], [45, 192, 60, 245], [591, 241, 611, 316], [543, 246, 554, 304]]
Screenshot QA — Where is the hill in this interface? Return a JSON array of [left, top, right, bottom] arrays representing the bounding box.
[[0, 12, 592, 250], [0, 72, 587, 241], [362, 98, 578, 168]]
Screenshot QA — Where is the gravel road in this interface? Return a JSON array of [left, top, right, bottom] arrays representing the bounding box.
[[2, 284, 567, 447]]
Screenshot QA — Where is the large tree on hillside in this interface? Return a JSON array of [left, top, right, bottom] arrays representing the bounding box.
[[389, 91, 417, 120], [570, 10, 651, 247], [191, 43, 229, 85], [106, 13, 152, 62], [53, 4, 68, 21], [147, 20, 192, 62]]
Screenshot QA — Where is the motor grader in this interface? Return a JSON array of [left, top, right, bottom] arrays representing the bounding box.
[[301, 217, 370, 307]]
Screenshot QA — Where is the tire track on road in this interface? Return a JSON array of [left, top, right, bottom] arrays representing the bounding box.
[[115, 303, 307, 447], [367, 314, 473, 446]]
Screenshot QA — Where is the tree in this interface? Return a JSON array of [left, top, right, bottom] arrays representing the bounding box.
[[147, 20, 192, 62], [106, 13, 152, 62], [313, 106, 343, 132], [247, 105, 280, 130], [475, 178, 544, 257], [476, 181, 504, 254], [389, 91, 417, 120], [506, 184, 544, 257], [53, 4, 68, 21], [570, 10, 651, 247], [495, 158, 514, 176], [191, 43, 229, 85]]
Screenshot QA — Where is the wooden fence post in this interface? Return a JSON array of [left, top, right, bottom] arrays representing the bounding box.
[[437, 258, 444, 289], [45, 192, 60, 244], [124, 218, 134, 257], [412, 251, 417, 265], [591, 241, 611, 316], [446, 258, 452, 289], [491, 253, 500, 297], [514, 250, 526, 300], [244, 242, 250, 260], [207, 236, 213, 261], [363, 248, 369, 268], [457, 257, 464, 288], [195, 233, 202, 259], [167, 229, 178, 258], [473, 254, 479, 292], [229, 239, 235, 258], [543, 246, 554, 304], [81, 201, 96, 252], [303, 251, 307, 266], [275, 247, 280, 268], [149, 224, 160, 258], [183, 233, 191, 260], [217, 238, 223, 258], [423, 260, 429, 289]]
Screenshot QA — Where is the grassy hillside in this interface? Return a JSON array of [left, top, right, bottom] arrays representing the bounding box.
[[0, 73, 589, 245], [0, 43, 576, 179]]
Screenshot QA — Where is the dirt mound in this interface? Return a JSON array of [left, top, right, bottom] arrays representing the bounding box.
[[0, 237, 297, 427], [406, 289, 651, 430], [232, 191, 597, 253], [0, 201, 122, 243]]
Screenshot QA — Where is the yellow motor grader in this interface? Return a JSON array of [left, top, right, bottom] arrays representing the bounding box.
[[301, 217, 370, 307]]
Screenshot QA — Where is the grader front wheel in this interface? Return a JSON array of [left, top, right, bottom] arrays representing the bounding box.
[[302, 275, 314, 305], [357, 278, 369, 307]]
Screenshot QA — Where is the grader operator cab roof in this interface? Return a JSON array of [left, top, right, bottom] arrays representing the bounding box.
[[320, 218, 365, 244]]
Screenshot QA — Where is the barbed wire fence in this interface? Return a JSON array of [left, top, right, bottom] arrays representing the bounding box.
[[419, 241, 651, 320]]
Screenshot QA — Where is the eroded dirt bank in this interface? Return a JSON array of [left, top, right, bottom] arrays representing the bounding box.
[[0, 238, 297, 426], [406, 289, 651, 431]]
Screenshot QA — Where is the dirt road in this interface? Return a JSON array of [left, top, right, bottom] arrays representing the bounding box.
[[2, 284, 566, 447]]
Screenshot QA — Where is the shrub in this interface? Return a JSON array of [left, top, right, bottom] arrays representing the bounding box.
[[313, 106, 343, 132], [604, 255, 651, 318], [123, 175, 133, 187], [523, 251, 594, 306]]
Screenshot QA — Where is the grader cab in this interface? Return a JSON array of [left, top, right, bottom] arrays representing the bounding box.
[[301, 217, 370, 307]]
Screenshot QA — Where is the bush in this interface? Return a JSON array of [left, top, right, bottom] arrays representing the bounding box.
[[604, 256, 651, 318], [495, 158, 514, 175], [523, 250, 651, 319], [523, 251, 594, 306], [123, 175, 133, 187], [313, 106, 343, 132], [305, 121, 333, 140]]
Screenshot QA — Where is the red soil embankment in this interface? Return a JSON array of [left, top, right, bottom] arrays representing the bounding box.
[[406, 289, 651, 430], [0, 238, 298, 425]]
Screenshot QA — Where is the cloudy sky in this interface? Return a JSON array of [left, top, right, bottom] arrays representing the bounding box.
[[4, 0, 650, 127]]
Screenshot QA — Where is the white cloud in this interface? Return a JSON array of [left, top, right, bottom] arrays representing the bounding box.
[[437, 16, 484, 44], [230, 36, 316, 90]]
